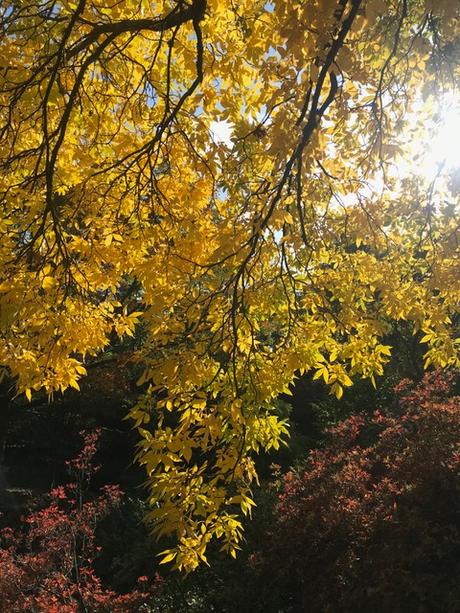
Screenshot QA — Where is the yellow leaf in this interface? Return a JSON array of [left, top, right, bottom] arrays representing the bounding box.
[[42, 276, 57, 290], [333, 384, 343, 399], [158, 551, 177, 565]]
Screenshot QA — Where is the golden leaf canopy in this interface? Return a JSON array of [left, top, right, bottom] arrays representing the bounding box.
[[0, 0, 459, 569]]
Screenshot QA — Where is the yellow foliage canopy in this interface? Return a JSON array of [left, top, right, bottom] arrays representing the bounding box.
[[0, 0, 459, 570]]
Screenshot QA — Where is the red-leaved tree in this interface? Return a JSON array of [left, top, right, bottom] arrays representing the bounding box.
[[252, 372, 460, 613], [0, 430, 157, 612]]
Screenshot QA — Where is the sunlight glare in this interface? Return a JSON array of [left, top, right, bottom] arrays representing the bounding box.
[[210, 120, 234, 147], [419, 94, 460, 178]]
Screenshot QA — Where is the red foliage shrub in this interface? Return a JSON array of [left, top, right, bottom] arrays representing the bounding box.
[[0, 430, 156, 612], [254, 371, 460, 612]]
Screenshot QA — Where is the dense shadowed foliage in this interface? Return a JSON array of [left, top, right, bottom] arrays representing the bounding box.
[[249, 371, 460, 613]]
